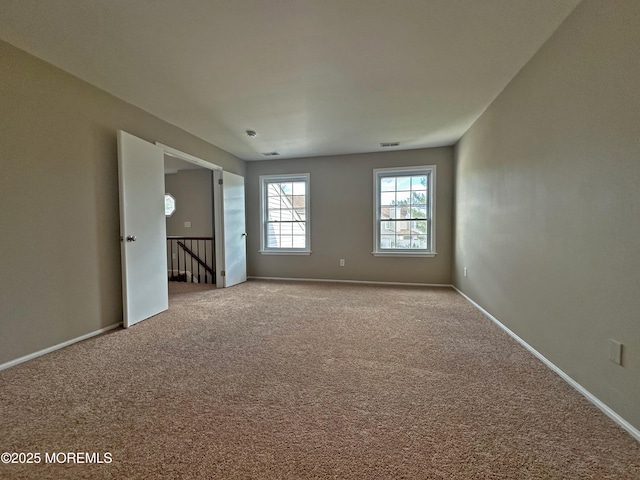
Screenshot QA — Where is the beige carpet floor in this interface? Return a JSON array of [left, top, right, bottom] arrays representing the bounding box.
[[1, 280, 638, 479]]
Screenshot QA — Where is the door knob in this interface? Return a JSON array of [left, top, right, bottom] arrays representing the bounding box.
[[126, 235, 137, 242]]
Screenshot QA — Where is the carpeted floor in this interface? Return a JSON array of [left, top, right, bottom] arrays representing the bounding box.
[[1, 280, 638, 479]]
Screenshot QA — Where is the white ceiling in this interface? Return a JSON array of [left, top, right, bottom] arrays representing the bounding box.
[[0, 0, 581, 161]]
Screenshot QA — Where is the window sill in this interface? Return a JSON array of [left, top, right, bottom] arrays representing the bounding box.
[[260, 250, 312, 256], [372, 251, 436, 258]]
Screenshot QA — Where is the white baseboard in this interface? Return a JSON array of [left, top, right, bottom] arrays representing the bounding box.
[[0, 323, 122, 371], [452, 286, 640, 443], [248, 276, 453, 288]]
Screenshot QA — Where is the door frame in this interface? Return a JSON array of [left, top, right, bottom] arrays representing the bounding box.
[[156, 143, 226, 288]]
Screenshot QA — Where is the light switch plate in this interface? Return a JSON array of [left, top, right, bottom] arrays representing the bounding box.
[[609, 339, 623, 365]]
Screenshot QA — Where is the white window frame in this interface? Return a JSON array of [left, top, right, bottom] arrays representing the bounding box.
[[259, 173, 311, 255], [164, 193, 176, 217], [373, 165, 436, 257]]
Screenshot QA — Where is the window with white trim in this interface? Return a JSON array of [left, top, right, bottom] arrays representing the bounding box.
[[165, 194, 176, 217], [260, 173, 310, 254], [373, 166, 436, 256]]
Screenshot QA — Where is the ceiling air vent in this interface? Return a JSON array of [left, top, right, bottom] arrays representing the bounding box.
[[381, 142, 400, 147], [262, 152, 280, 156]]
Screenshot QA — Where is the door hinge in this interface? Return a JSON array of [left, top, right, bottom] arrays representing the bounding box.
[[218, 179, 223, 185], [221, 270, 226, 277]]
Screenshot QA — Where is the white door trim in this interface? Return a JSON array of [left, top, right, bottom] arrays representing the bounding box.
[[155, 143, 222, 171], [155, 143, 232, 288]]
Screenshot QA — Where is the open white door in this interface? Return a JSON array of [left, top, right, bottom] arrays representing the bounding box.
[[220, 171, 247, 287], [117, 130, 168, 327]]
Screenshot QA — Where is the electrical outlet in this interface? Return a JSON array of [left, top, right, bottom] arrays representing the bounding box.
[[609, 339, 623, 365], [339, 259, 345, 267], [464, 267, 467, 277], [184, 221, 192, 228]]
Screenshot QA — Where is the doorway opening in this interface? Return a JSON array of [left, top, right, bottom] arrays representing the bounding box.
[[157, 142, 228, 290], [164, 156, 215, 285]]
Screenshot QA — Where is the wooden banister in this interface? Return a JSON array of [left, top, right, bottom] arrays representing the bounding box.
[[176, 241, 215, 277]]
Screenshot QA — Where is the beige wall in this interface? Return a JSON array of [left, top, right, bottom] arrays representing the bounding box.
[[0, 40, 244, 365], [165, 169, 213, 237], [454, 0, 640, 430], [165, 169, 215, 282], [246, 148, 453, 284]]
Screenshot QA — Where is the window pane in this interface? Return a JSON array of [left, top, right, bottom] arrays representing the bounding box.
[[164, 194, 176, 216], [280, 236, 293, 248], [267, 222, 281, 236], [411, 175, 427, 190], [290, 195, 305, 209], [381, 221, 395, 233], [279, 223, 293, 235], [397, 206, 410, 219], [266, 222, 279, 247], [380, 235, 395, 248], [292, 182, 306, 195], [267, 184, 281, 197], [278, 204, 293, 220], [396, 236, 411, 249], [267, 196, 281, 211], [280, 182, 293, 195], [268, 209, 281, 221], [295, 208, 306, 220], [292, 235, 306, 248], [411, 220, 428, 234], [410, 206, 427, 219], [292, 221, 306, 235], [380, 177, 395, 192], [381, 192, 395, 206], [395, 221, 410, 234], [414, 235, 428, 249], [410, 191, 427, 205], [396, 190, 410, 204], [396, 176, 411, 191]]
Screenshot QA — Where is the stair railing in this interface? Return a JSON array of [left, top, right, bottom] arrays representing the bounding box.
[[167, 236, 215, 284]]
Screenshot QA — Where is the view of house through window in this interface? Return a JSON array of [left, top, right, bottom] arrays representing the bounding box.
[[374, 166, 435, 255], [260, 174, 310, 253]]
